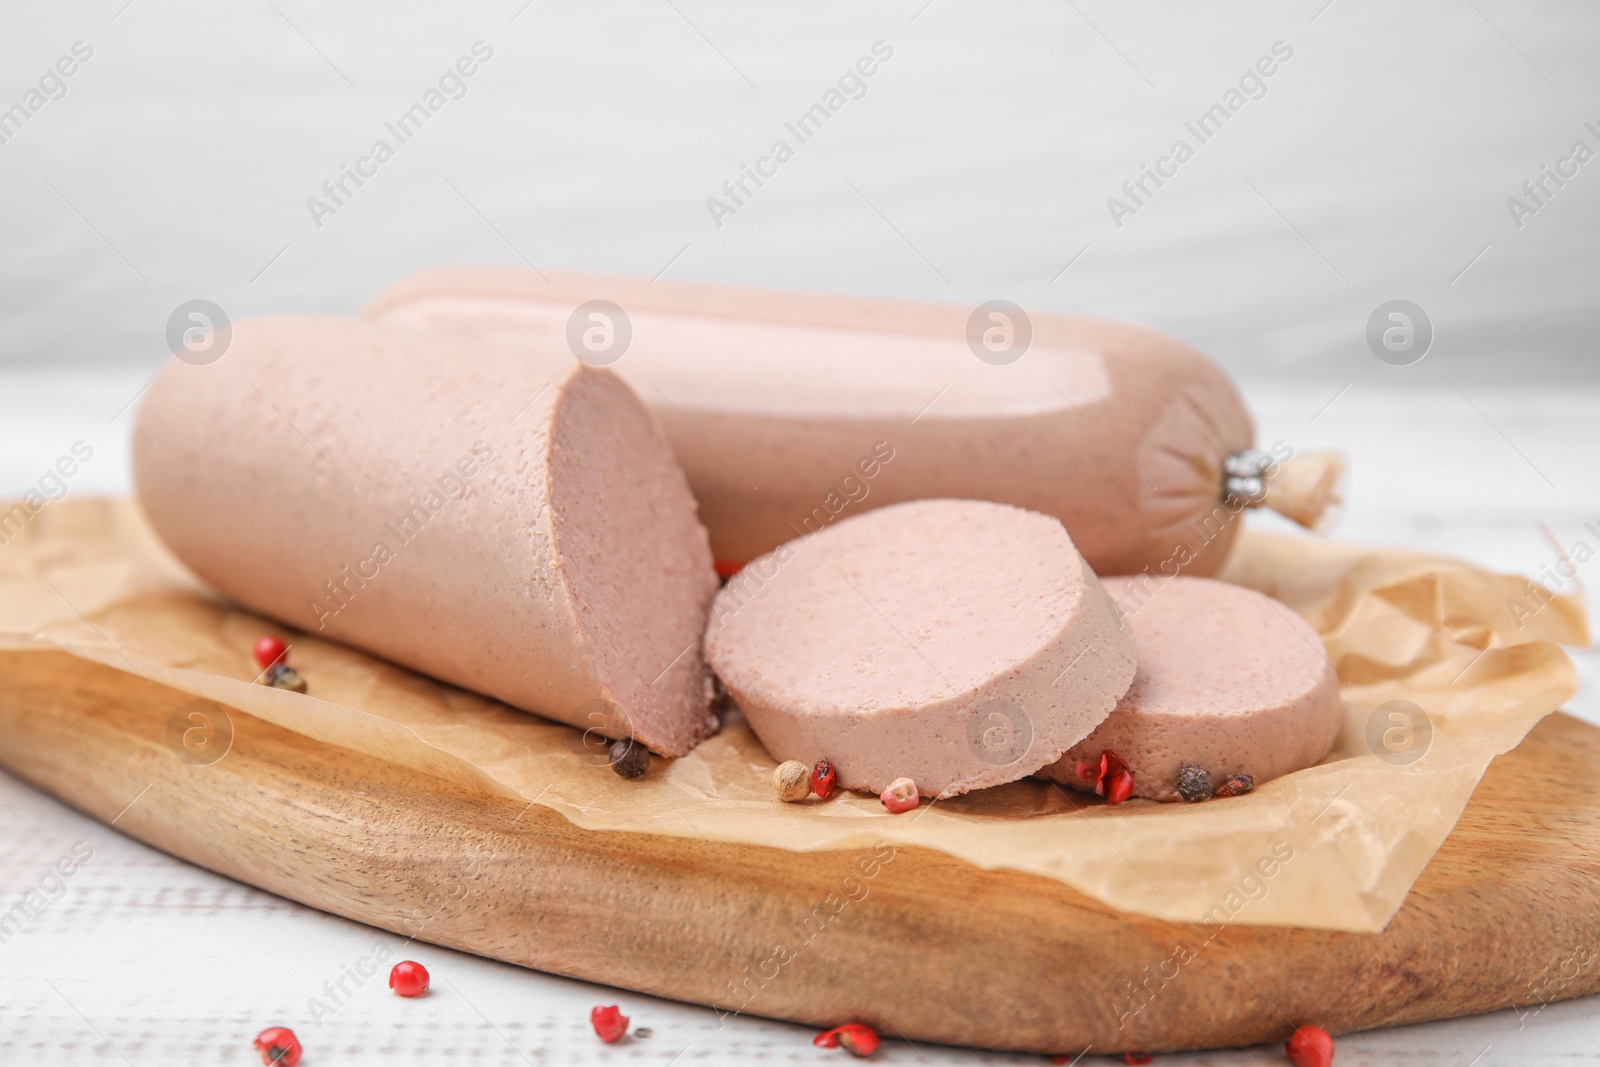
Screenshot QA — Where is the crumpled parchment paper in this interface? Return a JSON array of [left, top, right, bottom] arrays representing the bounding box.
[[0, 498, 1585, 932]]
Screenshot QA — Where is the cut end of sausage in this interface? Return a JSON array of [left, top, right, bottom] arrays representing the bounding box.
[[1038, 576, 1344, 801], [704, 499, 1137, 798], [548, 366, 721, 758]]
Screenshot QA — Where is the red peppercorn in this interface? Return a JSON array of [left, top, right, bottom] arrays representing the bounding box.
[[713, 559, 745, 579], [1285, 1024, 1334, 1067], [1077, 750, 1134, 804], [591, 1004, 629, 1043], [811, 758, 837, 800], [813, 1022, 880, 1057], [1215, 773, 1256, 798], [388, 960, 429, 997], [253, 636, 288, 672], [1122, 1054, 1153, 1065], [252, 1026, 302, 1066], [1105, 770, 1134, 805]]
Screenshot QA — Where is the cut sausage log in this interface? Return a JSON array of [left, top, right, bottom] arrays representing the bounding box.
[[131, 315, 720, 756], [1038, 577, 1344, 801], [703, 500, 1138, 798], [366, 268, 1342, 578]]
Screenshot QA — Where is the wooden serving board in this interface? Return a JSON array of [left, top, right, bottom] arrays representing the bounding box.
[[3, 650, 1598, 1056]]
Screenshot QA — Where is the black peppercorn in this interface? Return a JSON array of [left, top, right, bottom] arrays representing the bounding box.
[[1214, 773, 1255, 798], [1175, 765, 1213, 802], [609, 738, 650, 779], [265, 663, 307, 693]]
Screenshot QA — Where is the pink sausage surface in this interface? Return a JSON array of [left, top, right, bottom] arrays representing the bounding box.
[[132, 315, 720, 757], [366, 269, 1257, 579], [1038, 576, 1343, 801], [703, 499, 1137, 798]]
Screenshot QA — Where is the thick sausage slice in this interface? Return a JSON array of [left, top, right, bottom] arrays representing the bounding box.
[[132, 315, 720, 756], [1038, 577, 1343, 801], [367, 269, 1340, 579], [703, 499, 1137, 798]]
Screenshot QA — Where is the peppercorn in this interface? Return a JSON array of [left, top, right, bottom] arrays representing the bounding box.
[[1078, 750, 1134, 804], [773, 760, 811, 802], [265, 663, 307, 693], [609, 739, 650, 779], [388, 960, 429, 997], [811, 758, 837, 800], [880, 777, 919, 814], [252, 1026, 302, 1066], [253, 636, 289, 672], [590, 1004, 629, 1043], [813, 1023, 880, 1057], [1214, 773, 1255, 798], [1175, 765, 1214, 802], [1285, 1024, 1334, 1067], [1104, 769, 1134, 805]]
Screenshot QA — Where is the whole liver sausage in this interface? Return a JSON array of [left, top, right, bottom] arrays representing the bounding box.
[[1038, 577, 1344, 801], [703, 499, 1138, 798], [132, 315, 720, 757], [366, 269, 1340, 580]]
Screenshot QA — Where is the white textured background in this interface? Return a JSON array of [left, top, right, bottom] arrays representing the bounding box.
[[0, 0, 1597, 382], [1, 0, 1598, 1062]]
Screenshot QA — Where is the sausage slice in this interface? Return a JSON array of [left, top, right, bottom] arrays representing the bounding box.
[[704, 500, 1137, 798], [1039, 577, 1343, 801]]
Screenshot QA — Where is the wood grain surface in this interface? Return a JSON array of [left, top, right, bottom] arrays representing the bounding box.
[[2, 649, 1597, 1056]]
